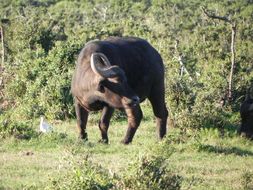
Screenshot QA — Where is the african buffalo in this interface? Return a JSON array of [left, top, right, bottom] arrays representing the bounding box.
[[71, 37, 168, 144], [239, 89, 253, 139]]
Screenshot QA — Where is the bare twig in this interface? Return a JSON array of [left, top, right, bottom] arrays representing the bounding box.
[[202, 7, 236, 102], [228, 22, 236, 100], [0, 25, 4, 66], [174, 40, 193, 81], [202, 7, 232, 23]]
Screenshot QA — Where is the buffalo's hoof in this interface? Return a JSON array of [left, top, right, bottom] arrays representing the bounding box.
[[79, 137, 88, 142], [120, 139, 131, 145], [98, 139, 108, 144], [79, 133, 88, 141], [158, 135, 166, 141]]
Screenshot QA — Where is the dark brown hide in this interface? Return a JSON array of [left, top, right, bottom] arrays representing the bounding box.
[[239, 94, 253, 139], [71, 37, 168, 144]]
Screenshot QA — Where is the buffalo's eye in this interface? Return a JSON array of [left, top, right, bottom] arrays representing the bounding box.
[[116, 77, 123, 83], [116, 75, 127, 83], [97, 80, 106, 93], [97, 83, 105, 93]]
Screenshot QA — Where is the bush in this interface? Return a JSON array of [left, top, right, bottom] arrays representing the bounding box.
[[0, 112, 38, 139], [4, 40, 81, 120], [48, 156, 114, 190], [48, 153, 182, 190], [117, 155, 182, 190]]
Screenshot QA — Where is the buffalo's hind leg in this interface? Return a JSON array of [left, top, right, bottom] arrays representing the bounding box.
[[148, 84, 168, 140], [74, 98, 89, 140], [122, 105, 143, 144], [98, 106, 114, 144]]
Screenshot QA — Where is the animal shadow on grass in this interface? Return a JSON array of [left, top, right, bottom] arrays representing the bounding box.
[[198, 144, 253, 156]]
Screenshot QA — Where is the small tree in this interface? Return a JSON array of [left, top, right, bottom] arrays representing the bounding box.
[[202, 7, 237, 104]]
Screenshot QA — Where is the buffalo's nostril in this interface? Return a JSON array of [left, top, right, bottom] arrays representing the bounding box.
[[122, 96, 140, 107], [132, 96, 140, 105]]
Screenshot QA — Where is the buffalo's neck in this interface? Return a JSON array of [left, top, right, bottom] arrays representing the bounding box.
[[76, 93, 107, 111]]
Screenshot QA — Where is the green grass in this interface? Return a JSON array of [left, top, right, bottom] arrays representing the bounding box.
[[0, 116, 253, 189]]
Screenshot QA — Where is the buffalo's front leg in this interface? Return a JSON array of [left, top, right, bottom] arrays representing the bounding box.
[[98, 106, 114, 143], [74, 98, 89, 140], [122, 105, 143, 144]]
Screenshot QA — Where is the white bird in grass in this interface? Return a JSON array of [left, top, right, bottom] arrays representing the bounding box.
[[39, 116, 53, 133]]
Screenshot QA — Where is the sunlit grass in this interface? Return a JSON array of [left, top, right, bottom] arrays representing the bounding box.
[[0, 115, 253, 189]]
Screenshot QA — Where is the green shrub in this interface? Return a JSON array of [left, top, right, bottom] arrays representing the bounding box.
[[48, 156, 114, 190], [5, 40, 81, 120], [117, 155, 182, 190], [47, 152, 182, 190], [0, 112, 38, 139]]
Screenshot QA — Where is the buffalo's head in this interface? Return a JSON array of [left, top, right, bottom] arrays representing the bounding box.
[[90, 53, 139, 108]]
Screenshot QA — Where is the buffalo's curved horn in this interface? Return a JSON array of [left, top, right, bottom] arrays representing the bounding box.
[[90, 53, 124, 78]]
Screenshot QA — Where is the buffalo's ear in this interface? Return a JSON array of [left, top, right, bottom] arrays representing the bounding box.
[[97, 80, 105, 93]]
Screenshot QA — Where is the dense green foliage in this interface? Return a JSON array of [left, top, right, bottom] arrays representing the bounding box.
[[0, 0, 252, 131]]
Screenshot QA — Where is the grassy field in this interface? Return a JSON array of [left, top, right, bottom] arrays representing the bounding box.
[[0, 113, 253, 190]]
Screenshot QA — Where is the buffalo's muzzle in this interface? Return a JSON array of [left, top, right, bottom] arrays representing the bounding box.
[[131, 96, 140, 106], [123, 96, 140, 107]]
